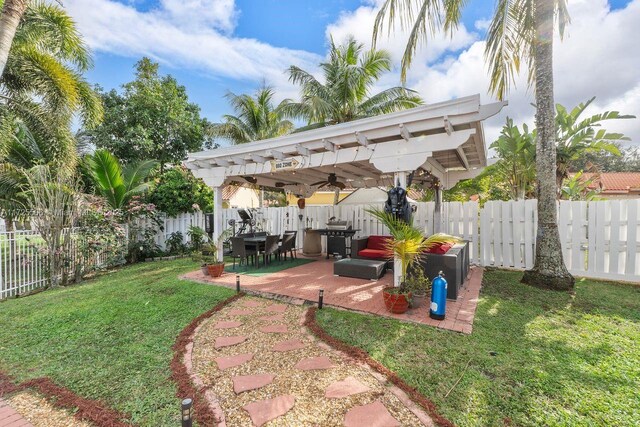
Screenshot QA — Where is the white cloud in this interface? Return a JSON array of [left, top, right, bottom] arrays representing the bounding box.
[[474, 19, 491, 31], [327, 0, 640, 147], [64, 0, 320, 101]]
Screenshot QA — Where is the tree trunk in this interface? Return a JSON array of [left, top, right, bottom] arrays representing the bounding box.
[[0, 0, 29, 78], [522, 0, 574, 290]]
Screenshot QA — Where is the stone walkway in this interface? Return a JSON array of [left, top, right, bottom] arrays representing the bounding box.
[[0, 399, 33, 427], [189, 297, 434, 426], [184, 256, 483, 334]]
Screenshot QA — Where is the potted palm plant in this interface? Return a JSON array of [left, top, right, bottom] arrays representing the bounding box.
[[367, 208, 458, 314], [201, 241, 225, 277]]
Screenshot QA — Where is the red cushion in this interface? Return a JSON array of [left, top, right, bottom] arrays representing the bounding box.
[[425, 242, 452, 254], [367, 235, 391, 251], [358, 248, 389, 259]]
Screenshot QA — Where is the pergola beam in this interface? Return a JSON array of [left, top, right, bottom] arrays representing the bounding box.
[[323, 139, 337, 152], [456, 146, 470, 169], [399, 123, 412, 141], [355, 131, 369, 147]]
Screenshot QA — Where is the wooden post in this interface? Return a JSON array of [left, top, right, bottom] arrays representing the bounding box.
[[213, 186, 223, 262]]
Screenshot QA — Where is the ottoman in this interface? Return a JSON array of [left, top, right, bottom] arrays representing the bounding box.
[[334, 259, 387, 280]]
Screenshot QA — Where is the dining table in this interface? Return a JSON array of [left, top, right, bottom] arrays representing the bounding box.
[[242, 235, 283, 268]]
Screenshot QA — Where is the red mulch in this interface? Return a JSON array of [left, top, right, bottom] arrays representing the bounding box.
[[0, 372, 131, 426], [304, 307, 455, 427], [170, 292, 245, 427]]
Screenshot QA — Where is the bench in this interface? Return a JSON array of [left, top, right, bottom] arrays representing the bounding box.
[[333, 258, 387, 281]]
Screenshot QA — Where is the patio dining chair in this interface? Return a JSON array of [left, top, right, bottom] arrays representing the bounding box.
[[278, 233, 296, 261], [229, 237, 256, 269], [283, 230, 298, 258], [262, 235, 280, 265]]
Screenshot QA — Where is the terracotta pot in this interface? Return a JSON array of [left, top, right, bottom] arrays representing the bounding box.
[[200, 265, 209, 276], [207, 263, 225, 277], [383, 287, 412, 314]]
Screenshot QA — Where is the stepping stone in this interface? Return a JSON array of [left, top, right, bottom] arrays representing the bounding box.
[[325, 376, 370, 398], [215, 335, 247, 349], [232, 374, 275, 394], [344, 400, 400, 427], [265, 304, 288, 313], [243, 300, 262, 308], [214, 320, 243, 330], [214, 353, 254, 370], [259, 324, 289, 334], [271, 339, 306, 352], [294, 356, 334, 371], [243, 395, 295, 427], [258, 314, 285, 322], [228, 309, 253, 316]]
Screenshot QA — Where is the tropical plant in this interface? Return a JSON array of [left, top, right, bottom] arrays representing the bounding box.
[[554, 97, 634, 190], [367, 207, 458, 284], [210, 85, 294, 144], [284, 37, 422, 129], [165, 231, 186, 255], [187, 225, 206, 251], [0, 0, 29, 77], [490, 117, 536, 200], [146, 166, 213, 216], [373, 0, 575, 289], [85, 58, 211, 168], [560, 171, 600, 201], [87, 149, 157, 210]]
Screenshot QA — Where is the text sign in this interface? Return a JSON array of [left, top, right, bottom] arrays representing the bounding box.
[[270, 159, 300, 171]]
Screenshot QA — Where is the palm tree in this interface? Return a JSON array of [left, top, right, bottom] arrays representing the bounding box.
[[0, 0, 29, 78], [210, 85, 294, 144], [555, 97, 634, 191], [284, 37, 422, 128], [374, 0, 575, 290], [87, 149, 157, 210]]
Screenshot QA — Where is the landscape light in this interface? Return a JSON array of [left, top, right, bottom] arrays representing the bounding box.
[[181, 398, 192, 427]]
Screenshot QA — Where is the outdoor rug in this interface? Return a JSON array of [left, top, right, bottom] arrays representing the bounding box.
[[224, 258, 315, 277]]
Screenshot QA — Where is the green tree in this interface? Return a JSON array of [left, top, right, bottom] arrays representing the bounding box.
[[284, 37, 422, 128], [373, 0, 575, 289], [554, 97, 634, 189], [211, 85, 294, 144], [146, 166, 213, 216], [490, 118, 536, 200], [571, 143, 640, 173], [87, 149, 157, 210], [87, 58, 211, 168], [0, 1, 101, 231], [560, 171, 599, 201]]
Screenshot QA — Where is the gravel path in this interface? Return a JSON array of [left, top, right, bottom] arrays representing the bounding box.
[[191, 296, 433, 426]]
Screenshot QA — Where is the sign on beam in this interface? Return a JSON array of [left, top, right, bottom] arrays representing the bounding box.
[[270, 158, 300, 171]]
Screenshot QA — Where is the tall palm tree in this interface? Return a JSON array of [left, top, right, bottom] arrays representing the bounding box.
[[87, 149, 156, 210], [284, 37, 422, 129], [0, 0, 29, 78], [374, 0, 575, 290], [210, 85, 294, 144]]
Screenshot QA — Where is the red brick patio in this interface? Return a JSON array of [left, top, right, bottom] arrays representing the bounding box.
[[183, 256, 483, 334]]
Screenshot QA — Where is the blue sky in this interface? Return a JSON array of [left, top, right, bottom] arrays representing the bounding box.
[[72, 0, 638, 145]]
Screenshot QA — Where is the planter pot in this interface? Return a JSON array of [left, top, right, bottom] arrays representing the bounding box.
[[200, 265, 209, 276], [411, 293, 427, 308], [383, 287, 412, 314], [207, 263, 225, 277]]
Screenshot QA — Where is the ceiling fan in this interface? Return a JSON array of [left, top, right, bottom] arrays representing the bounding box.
[[242, 176, 257, 184], [311, 173, 346, 190]]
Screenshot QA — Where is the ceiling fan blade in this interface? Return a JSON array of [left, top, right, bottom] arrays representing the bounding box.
[[275, 182, 286, 187], [311, 180, 326, 186], [317, 182, 327, 189], [335, 181, 346, 190], [242, 176, 257, 184]]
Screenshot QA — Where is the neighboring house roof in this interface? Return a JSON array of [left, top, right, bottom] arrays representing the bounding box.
[[579, 173, 640, 195]]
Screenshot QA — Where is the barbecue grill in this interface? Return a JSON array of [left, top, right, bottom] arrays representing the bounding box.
[[314, 219, 359, 259]]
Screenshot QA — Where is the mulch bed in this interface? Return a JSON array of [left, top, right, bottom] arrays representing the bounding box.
[[303, 307, 455, 427], [0, 372, 131, 427], [170, 292, 245, 427]]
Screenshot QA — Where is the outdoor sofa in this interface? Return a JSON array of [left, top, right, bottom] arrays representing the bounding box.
[[351, 235, 470, 299]]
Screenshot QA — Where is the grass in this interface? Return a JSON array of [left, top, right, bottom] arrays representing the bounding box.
[[0, 259, 234, 426], [316, 269, 640, 426]]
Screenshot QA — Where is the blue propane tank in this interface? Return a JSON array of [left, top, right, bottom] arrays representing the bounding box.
[[430, 272, 447, 320]]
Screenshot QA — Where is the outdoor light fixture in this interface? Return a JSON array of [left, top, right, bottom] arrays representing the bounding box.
[[318, 289, 324, 309], [181, 398, 193, 427], [236, 274, 240, 293]]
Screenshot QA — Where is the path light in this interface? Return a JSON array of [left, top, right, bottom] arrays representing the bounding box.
[[181, 398, 193, 427], [318, 289, 324, 309], [236, 274, 240, 293]]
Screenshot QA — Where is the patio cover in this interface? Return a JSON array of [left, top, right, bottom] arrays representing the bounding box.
[[184, 94, 506, 284]]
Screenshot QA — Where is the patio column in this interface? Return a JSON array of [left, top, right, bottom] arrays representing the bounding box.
[[393, 171, 409, 287], [213, 186, 223, 262], [434, 183, 443, 234]]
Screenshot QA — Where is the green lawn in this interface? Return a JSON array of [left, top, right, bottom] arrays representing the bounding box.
[[317, 269, 640, 426], [0, 259, 234, 426]]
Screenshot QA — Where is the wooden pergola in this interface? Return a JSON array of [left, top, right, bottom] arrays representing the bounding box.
[[184, 94, 506, 285]]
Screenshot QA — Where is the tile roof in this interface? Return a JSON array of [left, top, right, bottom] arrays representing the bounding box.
[[579, 173, 640, 193], [222, 185, 241, 200]]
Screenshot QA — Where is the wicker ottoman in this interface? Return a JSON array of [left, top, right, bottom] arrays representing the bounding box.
[[333, 259, 387, 280]]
